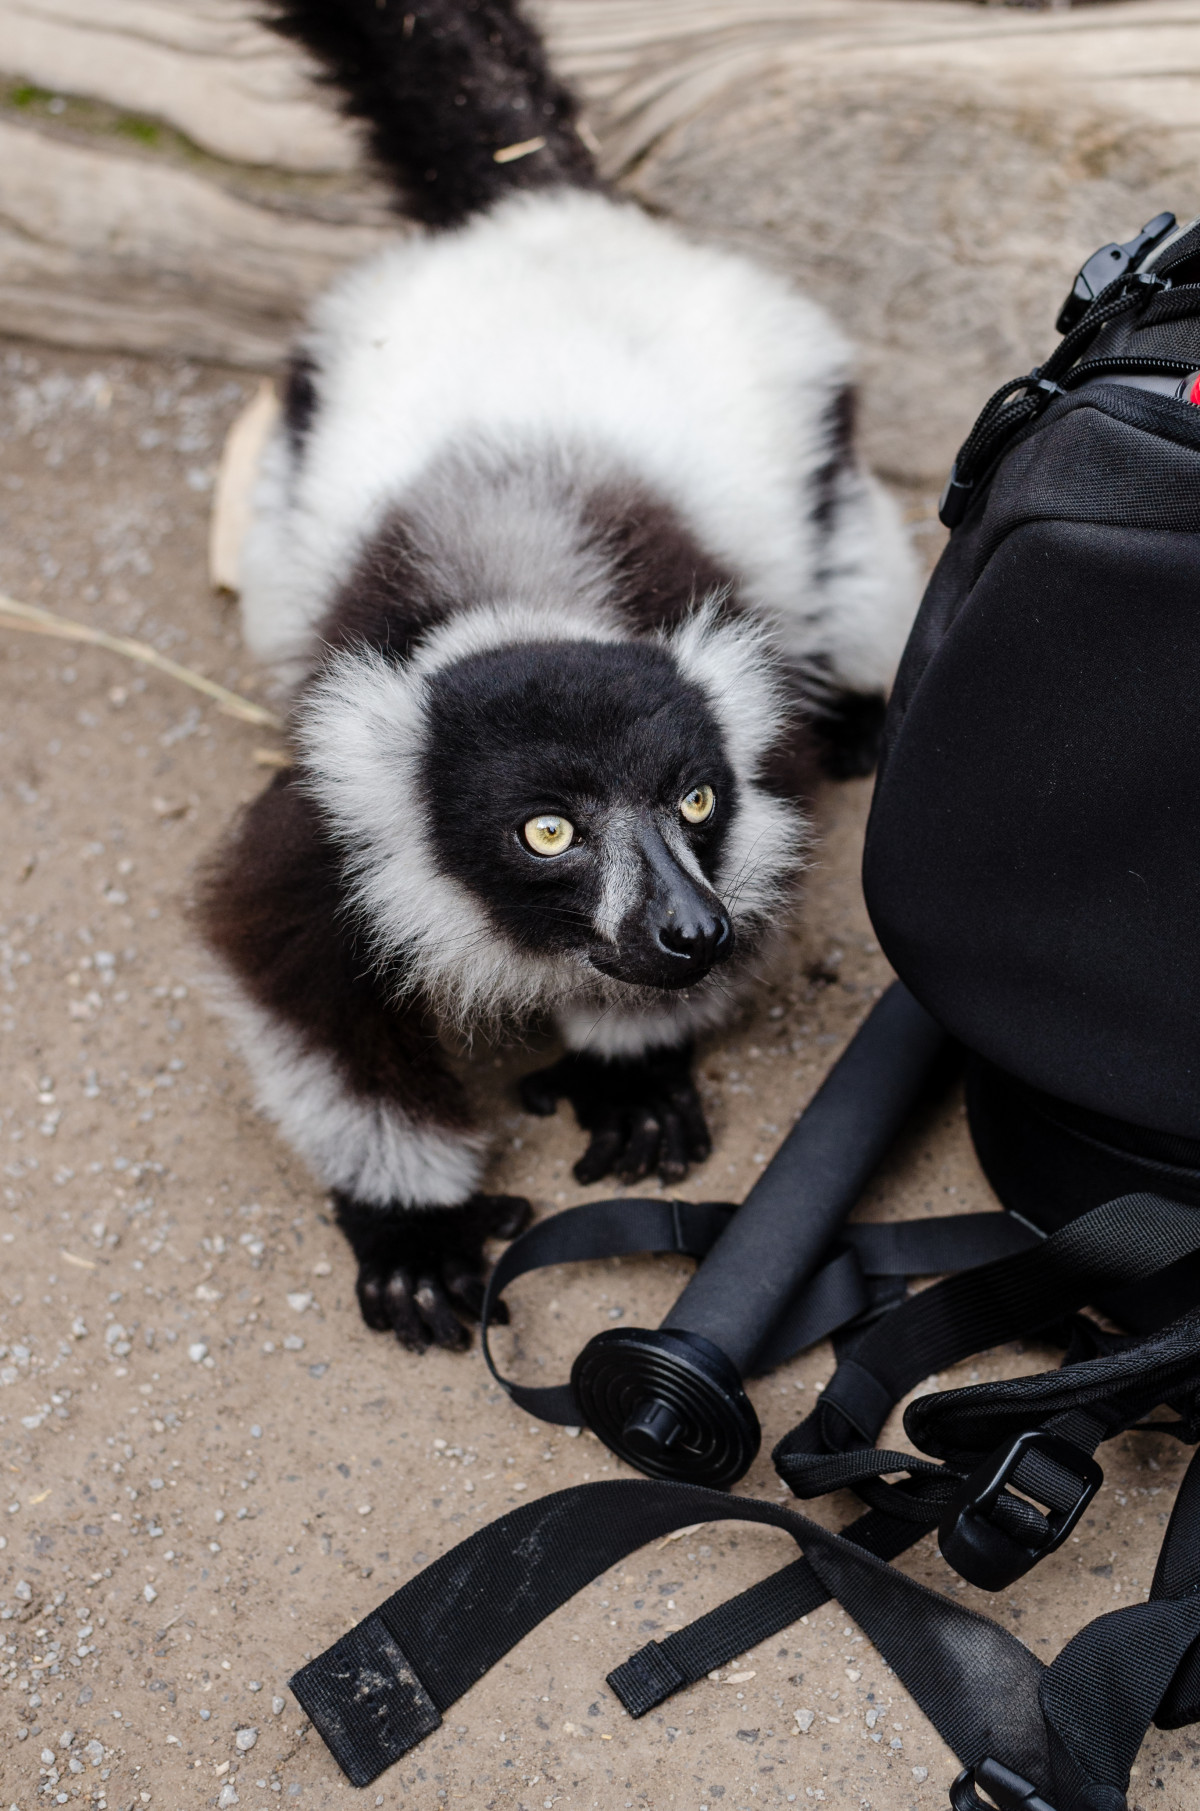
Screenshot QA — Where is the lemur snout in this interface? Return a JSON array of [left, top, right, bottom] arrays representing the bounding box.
[[657, 906, 731, 971], [619, 821, 734, 990]]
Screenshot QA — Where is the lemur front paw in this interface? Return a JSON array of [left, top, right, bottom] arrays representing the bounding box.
[[334, 1193, 531, 1353], [519, 1045, 711, 1186]]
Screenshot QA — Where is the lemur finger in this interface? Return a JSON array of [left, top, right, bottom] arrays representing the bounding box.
[[443, 1263, 487, 1322], [518, 1067, 563, 1116], [383, 1269, 431, 1352], [414, 1275, 471, 1350], [657, 1108, 689, 1184], [573, 1121, 624, 1184], [673, 1087, 712, 1162], [470, 1193, 533, 1242], [616, 1110, 662, 1184], [355, 1266, 397, 1334]]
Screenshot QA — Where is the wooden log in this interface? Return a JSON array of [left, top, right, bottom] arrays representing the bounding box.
[[1, 0, 1198, 478]]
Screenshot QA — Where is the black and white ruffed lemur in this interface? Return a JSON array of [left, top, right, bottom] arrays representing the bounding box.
[[198, 0, 919, 1353]]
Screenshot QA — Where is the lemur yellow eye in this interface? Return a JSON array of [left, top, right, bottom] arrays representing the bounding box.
[[523, 814, 575, 857], [680, 784, 715, 825]]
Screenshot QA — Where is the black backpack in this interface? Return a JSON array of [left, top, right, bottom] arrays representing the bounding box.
[[865, 210, 1200, 1336], [286, 217, 1200, 1811]]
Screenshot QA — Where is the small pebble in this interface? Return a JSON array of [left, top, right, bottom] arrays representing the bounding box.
[[272, 1698, 285, 1716], [200, 1709, 211, 1722], [142, 1585, 157, 1604], [235, 1728, 257, 1752], [187, 1342, 207, 1364], [794, 1708, 815, 1732]]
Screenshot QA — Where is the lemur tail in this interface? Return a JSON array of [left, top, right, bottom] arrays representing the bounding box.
[[266, 0, 599, 227]]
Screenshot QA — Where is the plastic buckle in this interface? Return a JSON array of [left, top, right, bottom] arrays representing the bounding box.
[[937, 1428, 1102, 1592], [949, 1758, 1058, 1811], [1055, 210, 1176, 333]]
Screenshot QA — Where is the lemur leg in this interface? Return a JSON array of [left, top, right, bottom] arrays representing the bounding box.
[[198, 772, 529, 1351], [520, 1043, 710, 1186]]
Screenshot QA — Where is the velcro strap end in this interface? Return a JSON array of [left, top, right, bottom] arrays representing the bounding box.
[[290, 1611, 441, 1786], [607, 1641, 686, 1717]]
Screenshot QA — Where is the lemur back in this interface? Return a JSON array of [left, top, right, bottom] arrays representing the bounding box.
[[199, 0, 919, 1355]]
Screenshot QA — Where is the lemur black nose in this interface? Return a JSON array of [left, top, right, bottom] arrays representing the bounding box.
[[657, 906, 731, 971]]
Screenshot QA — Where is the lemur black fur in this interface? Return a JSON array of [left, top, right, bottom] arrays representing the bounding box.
[[267, 0, 597, 225], [200, 0, 919, 1352]]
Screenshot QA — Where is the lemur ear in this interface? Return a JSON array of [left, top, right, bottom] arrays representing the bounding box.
[[664, 600, 791, 778]]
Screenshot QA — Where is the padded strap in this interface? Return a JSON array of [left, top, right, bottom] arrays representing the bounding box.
[[291, 1481, 807, 1784]]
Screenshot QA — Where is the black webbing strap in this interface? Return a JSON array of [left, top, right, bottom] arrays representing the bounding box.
[[479, 1198, 734, 1421], [609, 1502, 923, 1715], [782, 1191, 1200, 1466], [295, 1200, 1200, 1804], [621, 1201, 1200, 1716], [481, 1199, 1038, 1419]]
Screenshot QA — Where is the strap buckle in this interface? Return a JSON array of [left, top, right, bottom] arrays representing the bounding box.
[[938, 1428, 1102, 1592], [950, 1759, 1058, 1811], [1055, 210, 1176, 333]]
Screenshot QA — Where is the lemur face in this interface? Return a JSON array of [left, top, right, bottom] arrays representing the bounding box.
[[421, 639, 737, 990]]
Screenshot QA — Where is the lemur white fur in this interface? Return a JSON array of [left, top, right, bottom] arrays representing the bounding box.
[[217, 983, 487, 1207], [241, 189, 916, 695]]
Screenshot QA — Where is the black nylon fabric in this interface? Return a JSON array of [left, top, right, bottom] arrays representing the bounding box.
[[864, 275, 1200, 1145], [966, 1059, 1200, 1331], [865, 517, 1200, 1140], [778, 1193, 1200, 1466]]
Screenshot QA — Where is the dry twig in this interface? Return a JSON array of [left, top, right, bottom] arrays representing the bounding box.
[[0, 591, 282, 730]]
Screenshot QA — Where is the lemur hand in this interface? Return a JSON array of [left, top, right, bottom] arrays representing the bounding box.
[[334, 1193, 531, 1353], [519, 1045, 711, 1186]]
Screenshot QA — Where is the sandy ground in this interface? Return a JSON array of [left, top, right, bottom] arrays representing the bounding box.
[[0, 343, 1195, 1811]]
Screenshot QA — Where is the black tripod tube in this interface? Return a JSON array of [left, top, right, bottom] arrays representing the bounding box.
[[570, 983, 945, 1486]]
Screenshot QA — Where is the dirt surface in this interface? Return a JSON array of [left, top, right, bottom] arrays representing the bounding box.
[[0, 343, 1195, 1811]]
